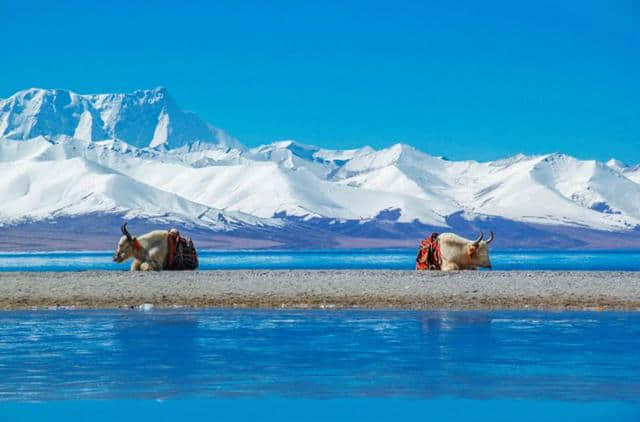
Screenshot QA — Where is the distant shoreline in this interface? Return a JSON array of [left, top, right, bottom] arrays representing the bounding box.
[[2, 214, 640, 252], [1, 270, 639, 311]]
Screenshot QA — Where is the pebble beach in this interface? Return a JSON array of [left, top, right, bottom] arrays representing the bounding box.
[[1, 270, 639, 310]]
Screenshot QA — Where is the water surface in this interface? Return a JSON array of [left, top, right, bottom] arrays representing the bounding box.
[[1, 249, 640, 271], [1, 309, 638, 421]]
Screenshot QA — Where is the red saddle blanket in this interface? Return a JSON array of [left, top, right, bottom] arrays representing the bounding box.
[[165, 230, 199, 271], [416, 233, 442, 271]]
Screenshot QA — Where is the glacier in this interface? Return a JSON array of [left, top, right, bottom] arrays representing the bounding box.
[[1, 87, 639, 250]]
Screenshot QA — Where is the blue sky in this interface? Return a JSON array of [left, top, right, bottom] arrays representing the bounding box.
[[1, 0, 638, 162]]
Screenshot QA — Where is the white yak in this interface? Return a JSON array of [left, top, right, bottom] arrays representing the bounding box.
[[112, 223, 171, 271], [438, 231, 494, 271]]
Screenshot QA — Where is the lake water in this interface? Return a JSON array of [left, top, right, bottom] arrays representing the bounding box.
[[1, 309, 639, 421], [2, 252, 639, 420], [1, 249, 640, 271]]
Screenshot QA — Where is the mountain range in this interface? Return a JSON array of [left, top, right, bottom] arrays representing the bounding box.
[[1, 87, 639, 250]]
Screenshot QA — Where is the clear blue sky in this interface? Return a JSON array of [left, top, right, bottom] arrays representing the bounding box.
[[1, 0, 638, 162]]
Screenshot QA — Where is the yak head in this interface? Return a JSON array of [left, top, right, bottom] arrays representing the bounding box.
[[113, 223, 137, 263], [466, 231, 494, 268]]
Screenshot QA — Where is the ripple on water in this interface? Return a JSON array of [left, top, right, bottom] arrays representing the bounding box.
[[0, 309, 638, 403]]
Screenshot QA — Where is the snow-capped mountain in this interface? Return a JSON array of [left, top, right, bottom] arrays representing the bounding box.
[[0, 87, 639, 249], [606, 158, 640, 185], [0, 136, 276, 231], [0, 87, 243, 150]]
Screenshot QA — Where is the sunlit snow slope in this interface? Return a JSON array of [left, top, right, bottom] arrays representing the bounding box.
[[1, 87, 639, 249]]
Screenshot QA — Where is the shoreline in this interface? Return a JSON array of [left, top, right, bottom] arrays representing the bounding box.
[[1, 270, 640, 311]]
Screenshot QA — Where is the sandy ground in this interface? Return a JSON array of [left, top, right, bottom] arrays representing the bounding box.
[[1, 270, 639, 311]]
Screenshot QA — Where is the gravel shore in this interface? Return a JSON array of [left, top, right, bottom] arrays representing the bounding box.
[[1, 270, 639, 311]]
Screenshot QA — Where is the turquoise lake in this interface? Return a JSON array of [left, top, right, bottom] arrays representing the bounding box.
[[2, 251, 640, 420], [1, 309, 639, 421], [1, 249, 640, 271]]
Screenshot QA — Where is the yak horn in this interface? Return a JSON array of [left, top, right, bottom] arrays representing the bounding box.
[[472, 231, 483, 246], [486, 231, 494, 245], [121, 223, 132, 240]]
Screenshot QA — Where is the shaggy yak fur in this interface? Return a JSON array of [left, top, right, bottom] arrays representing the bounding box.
[[437, 231, 494, 271], [113, 223, 171, 271]]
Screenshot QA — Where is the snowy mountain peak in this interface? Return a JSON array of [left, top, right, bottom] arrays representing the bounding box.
[[0, 87, 243, 150], [338, 142, 444, 177], [1, 87, 640, 243], [489, 153, 531, 167], [606, 158, 628, 172]]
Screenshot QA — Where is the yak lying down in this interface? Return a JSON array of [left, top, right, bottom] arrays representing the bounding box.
[[113, 223, 198, 271]]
